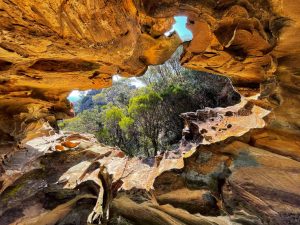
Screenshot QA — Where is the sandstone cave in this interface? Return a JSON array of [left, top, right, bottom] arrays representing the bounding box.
[[0, 1, 300, 225]]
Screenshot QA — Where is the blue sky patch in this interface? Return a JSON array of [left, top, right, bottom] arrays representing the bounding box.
[[165, 16, 193, 42]]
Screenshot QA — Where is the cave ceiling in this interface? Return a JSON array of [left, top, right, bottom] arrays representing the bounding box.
[[0, 0, 298, 140]]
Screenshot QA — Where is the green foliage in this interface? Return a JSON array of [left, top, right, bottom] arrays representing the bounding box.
[[99, 79, 136, 107], [128, 88, 162, 115], [119, 116, 134, 132], [59, 108, 102, 134], [92, 92, 106, 105], [128, 87, 164, 156], [101, 105, 124, 124]]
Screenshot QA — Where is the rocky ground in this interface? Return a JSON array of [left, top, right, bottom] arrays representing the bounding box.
[[1, 127, 300, 224]]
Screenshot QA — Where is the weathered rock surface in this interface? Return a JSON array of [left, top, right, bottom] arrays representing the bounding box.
[[156, 188, 219, 215], [181, 96, 270, 146], [0, 0, 300, 224], [222, 141, 300, 225], [2, 130, 300, 224]]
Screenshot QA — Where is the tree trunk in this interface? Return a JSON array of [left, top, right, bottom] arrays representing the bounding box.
[[152, 139, 158, 156]]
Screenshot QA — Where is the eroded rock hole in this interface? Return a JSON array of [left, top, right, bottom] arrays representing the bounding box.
[[0, 60, 12, 71], [165, 16, 193, 42], [61, 48, 240, 157]]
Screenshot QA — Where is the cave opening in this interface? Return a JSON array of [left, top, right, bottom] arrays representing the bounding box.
[[62, 47, 240, 157], [59, 15, 239, 157]]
